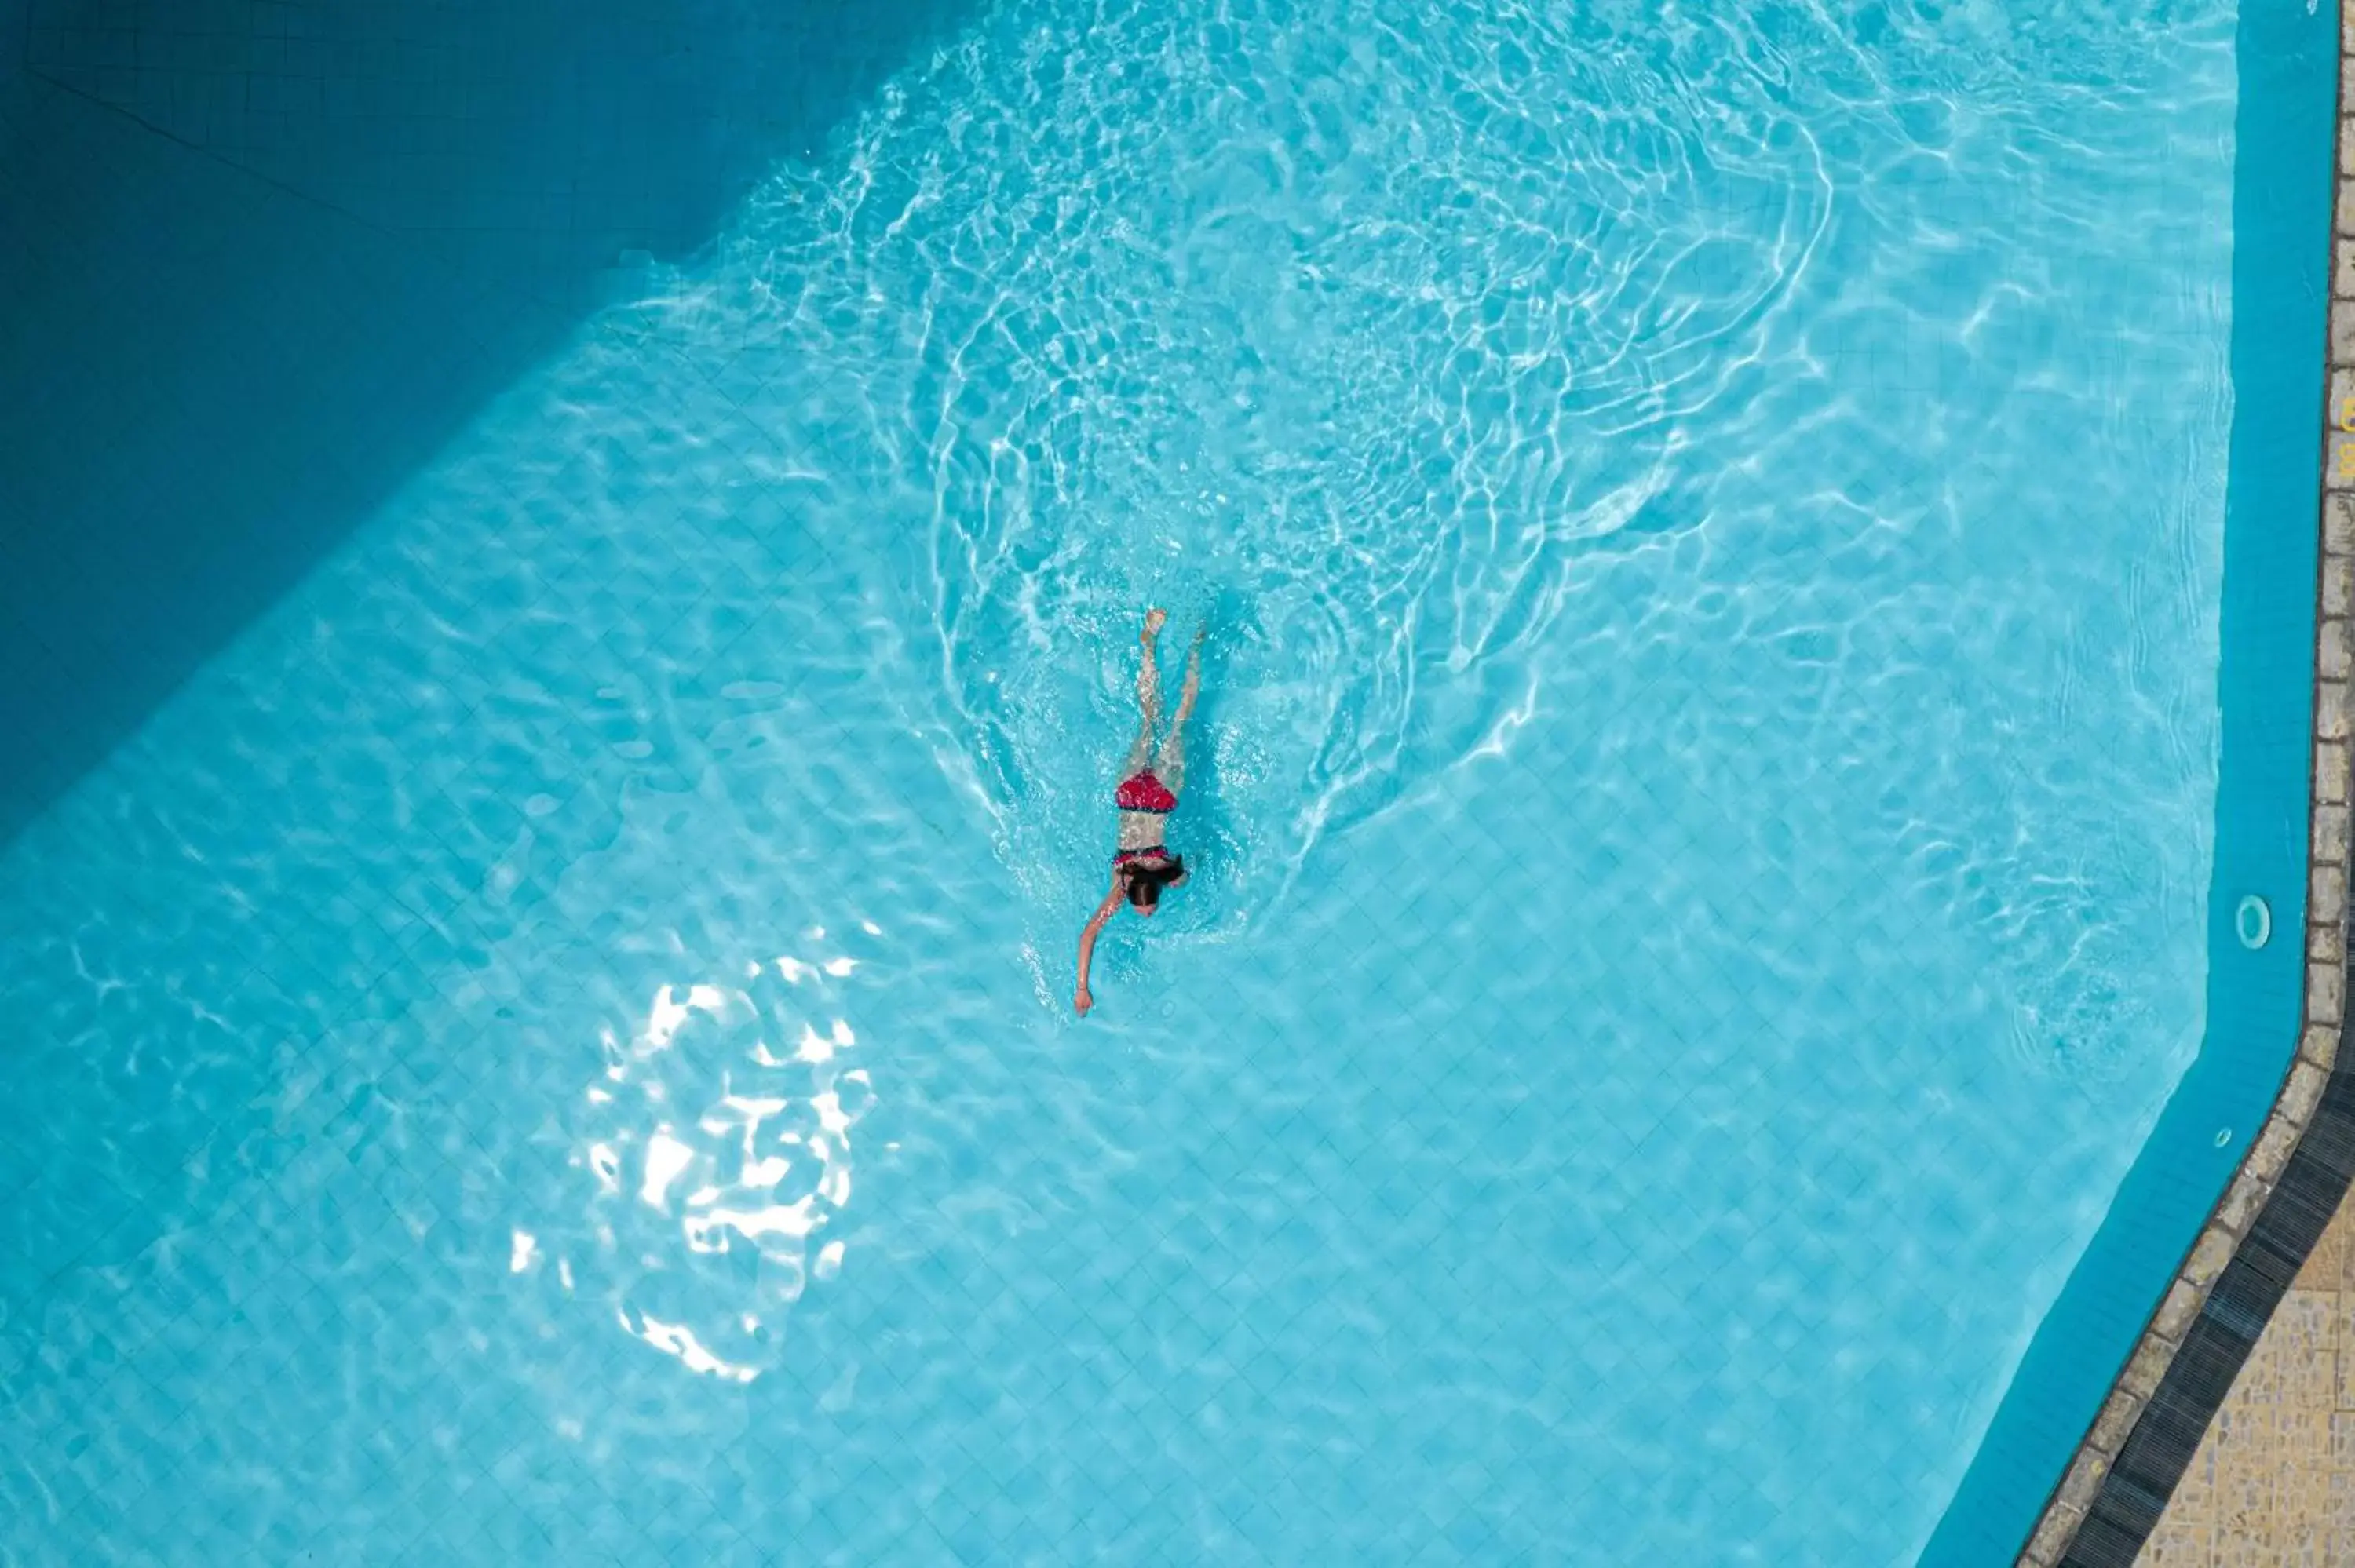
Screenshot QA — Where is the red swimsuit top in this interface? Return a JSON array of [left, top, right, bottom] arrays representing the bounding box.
[[1115, 770, 1178, 814]]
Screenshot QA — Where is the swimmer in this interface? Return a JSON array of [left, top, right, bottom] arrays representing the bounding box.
[[1075, 607, 1203, 1017]]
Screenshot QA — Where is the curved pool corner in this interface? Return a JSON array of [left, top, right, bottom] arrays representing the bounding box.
[[1920, 2, 2342, 1563]]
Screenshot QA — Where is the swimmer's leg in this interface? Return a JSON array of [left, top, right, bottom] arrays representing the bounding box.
[[1126, 611, 1166, 774], [1154, 627, 1204, 793]]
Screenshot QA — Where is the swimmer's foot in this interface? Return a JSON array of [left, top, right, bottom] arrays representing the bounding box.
[[1143, 607, 1168, 644]]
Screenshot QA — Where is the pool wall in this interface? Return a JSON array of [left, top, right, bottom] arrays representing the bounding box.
[[1919, 3, 2341, 1563]]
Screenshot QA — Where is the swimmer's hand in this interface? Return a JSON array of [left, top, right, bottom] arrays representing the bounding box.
[[1075, 985, 1094, 1018]]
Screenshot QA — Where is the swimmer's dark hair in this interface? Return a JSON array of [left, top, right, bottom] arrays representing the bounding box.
[[1125, 855, 1187, 909]]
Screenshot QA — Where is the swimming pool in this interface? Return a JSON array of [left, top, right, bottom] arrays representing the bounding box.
[[0, 0, 2319, 1563]]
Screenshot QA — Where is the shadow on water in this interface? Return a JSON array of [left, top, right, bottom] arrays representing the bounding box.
[[0, 0, 973, 849]]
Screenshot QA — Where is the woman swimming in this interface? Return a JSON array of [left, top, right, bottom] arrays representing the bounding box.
[[1074, 607, 1203, 1017]]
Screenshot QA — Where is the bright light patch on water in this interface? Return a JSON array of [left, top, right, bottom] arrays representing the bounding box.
[[563, 962, 874, 1381]]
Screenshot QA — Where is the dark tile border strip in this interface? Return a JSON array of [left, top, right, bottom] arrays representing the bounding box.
[[2013, 19, 2353, 1561], [2049, 983, 2353, 1568]]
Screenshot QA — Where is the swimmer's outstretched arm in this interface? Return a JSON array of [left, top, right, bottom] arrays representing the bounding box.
[[1074, 877, 1124, 1016]]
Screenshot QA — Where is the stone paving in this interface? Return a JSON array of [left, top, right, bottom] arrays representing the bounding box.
[[2137, 1191, 2355, 1563]]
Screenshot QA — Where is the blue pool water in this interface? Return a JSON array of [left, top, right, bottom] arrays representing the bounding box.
[[0, 0, 2298, 1563]]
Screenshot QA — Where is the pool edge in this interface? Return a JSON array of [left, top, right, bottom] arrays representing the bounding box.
[[2008, 20, 2353, 1567]]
